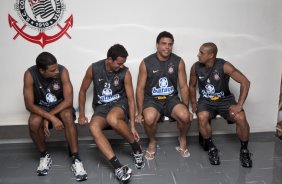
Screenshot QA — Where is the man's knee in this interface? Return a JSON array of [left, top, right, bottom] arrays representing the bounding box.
[[234, 112, 248, 126], [143, 107, 159, 127], [106, 115, 124, 128], [60, 108, 74, 123], [173, 108, 190, 124], [28, 114, 43, 130], [197, 112, 210, 125], [144, 114, 158, 127], [89, 122, 103, 137]]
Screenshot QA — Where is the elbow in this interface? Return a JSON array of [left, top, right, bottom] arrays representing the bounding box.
[[246, 79, 251, 89]]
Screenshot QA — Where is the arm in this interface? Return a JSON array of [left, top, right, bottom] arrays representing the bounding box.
[[78, 65, 93, 125], [135, 60, 147, 123], [23, 70, 62, 127], [48, 68, 73, 115], [124, 70, 139, 141], [224, 61, 250, 114], [178, 59, 189, 107], [189, 64, 197, 113]]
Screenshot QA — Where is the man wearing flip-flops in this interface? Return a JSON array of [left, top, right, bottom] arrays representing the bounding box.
[[135, 31, 193, 160]]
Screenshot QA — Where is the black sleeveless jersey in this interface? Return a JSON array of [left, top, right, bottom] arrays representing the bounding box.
[[29, 65, 64, 111], [144, 53, 180, 100], [92, 59, 128, 109], [195, 58, 231, 100]]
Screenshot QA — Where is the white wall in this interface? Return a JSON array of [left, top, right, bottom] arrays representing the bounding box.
[[0, 0, 281, 133]]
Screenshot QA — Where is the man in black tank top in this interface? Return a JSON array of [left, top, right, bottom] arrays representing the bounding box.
[[23, 52, 87, 181], [136, 31, 192, 160], [78, 44, 144, 183], [189, 42, 252, 168]]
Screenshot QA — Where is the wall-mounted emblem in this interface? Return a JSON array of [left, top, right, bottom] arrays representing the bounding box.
[[8, 0, 73, 48]]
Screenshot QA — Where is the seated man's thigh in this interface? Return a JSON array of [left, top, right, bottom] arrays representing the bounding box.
[[106, 106, 126, 125], [217, 96, 236, 120], [163, 96, 181, 119], [196, 99, 217, 120]]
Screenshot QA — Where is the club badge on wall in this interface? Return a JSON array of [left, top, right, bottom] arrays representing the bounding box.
[[8, 0, 73, 48]]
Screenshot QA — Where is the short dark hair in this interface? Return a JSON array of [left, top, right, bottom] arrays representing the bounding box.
[[156, 31, 174, 44], [107, 44, 128, 61], [36, 52, 57, 70], [202, 42, 218, 57]]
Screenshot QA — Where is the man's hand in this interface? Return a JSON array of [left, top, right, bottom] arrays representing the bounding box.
[[50, 115, 64, 130], [229, 104, 243, 118], [135, 114, 143, 124], [188, 111, 193, 122], [78, 115, 89, 125], [43, 119, 50, 137], [131, 126, 140, 142]]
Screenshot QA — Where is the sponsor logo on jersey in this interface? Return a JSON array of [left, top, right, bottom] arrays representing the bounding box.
[[98, 88, 120, 103], [152, 77, 174, 96], [201, 83, 224, 100]]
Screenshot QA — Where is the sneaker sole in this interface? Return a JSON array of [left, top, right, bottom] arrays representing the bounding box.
[[71, 166, 88, 181]]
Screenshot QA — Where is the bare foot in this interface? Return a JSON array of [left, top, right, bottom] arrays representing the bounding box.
[[145, 140, 156, 160]]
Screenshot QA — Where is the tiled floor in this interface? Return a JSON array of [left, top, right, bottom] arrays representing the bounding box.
[[0, 132, 281, 184]]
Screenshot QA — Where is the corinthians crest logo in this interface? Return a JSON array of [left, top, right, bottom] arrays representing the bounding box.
[[8, 0, 73, 48]]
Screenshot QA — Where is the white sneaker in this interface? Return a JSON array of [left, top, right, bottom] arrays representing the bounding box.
[[71, 159, 88, 181], [37, 154, 52, 176]]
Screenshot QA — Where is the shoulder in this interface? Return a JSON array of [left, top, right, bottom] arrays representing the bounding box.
[[171, 53, 181, 61], [216, 58, 226, 65], [93, 59, 104, 67], [26, 65, 37, 79], [144, 53, 155, 62]]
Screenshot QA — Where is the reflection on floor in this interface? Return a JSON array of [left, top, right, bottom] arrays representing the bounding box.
[[0, 132, 281, 184]]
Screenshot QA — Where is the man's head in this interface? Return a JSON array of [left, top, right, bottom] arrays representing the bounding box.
[[36, 52, 59, 79], [198, 42, 218, 64], [156, 31, 174, 44], [106, 44, 128, 72], [156, 31, 174, 60]]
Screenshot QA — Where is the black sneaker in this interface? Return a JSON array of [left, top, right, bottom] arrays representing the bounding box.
[[133, 151, 145, 169], [208, 147, 220, 165], [37, 154, 52, 176], [114, 165, 132, 183], [240, 149, 252, 168]]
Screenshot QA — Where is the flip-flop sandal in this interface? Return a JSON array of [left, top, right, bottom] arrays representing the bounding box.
[[145, 150, 155, 160], [176, 146, 190, 158]]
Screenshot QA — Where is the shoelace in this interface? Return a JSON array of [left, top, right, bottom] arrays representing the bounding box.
[[38, 155, 50, 170], [133, 153, 143, 163], [115, 166, 128, 180], [241, 151, 252, 160], [208, 149, 219, 158]]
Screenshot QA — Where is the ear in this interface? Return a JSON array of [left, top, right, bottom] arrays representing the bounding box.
[[209, 53, 215, 59], [39, 68, 45, 74], [108, 57, 113, 62]]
